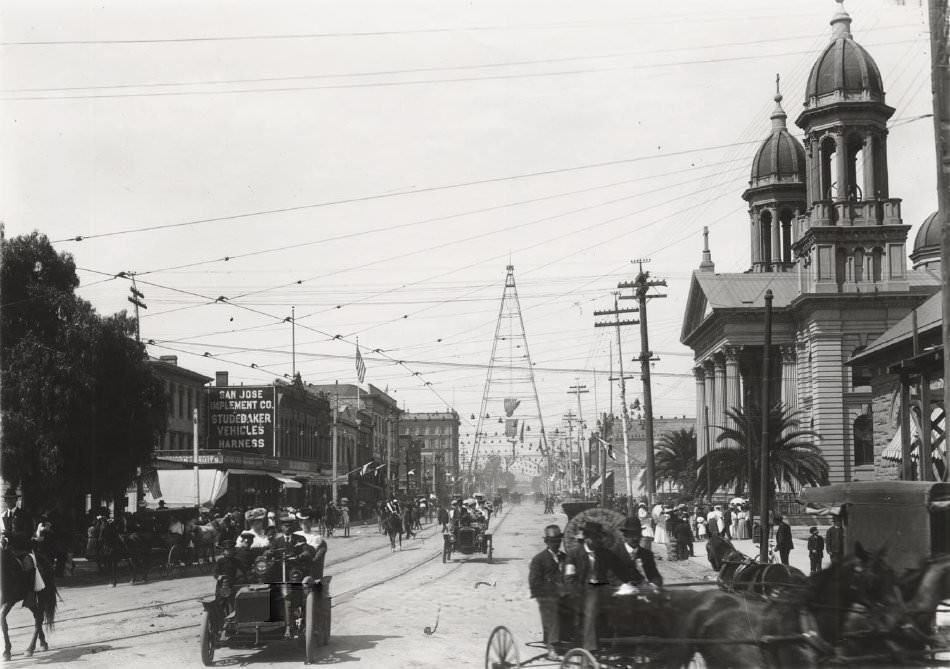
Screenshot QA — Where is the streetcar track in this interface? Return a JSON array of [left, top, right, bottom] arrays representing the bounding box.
[[9, 519, 449, 631], [5, 509, 514, 655]]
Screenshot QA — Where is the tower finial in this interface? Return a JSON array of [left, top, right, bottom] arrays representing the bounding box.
[[830, 0, 852, 38], [699, 226, 715, 272], [770, 75, 787, 129]]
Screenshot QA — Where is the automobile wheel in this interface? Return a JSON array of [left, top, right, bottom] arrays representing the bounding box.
[[199, 610, 216, 666]]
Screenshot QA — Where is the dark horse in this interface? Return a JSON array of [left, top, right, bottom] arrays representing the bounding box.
[[95, 517, 153, 587], [672, 542, 906, 668], [711, 536, 809, 597], [382, 512, 403, 552], [1, 538, 58, 660]]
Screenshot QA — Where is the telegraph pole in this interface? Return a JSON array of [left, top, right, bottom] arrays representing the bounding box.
[[594, 293, 639, 515], [563, 411, 579, 495], [568, 382, 590, 498], [126, 272, 147, 343], [619, 260, 667, 508], [931, 0, 950, 478]]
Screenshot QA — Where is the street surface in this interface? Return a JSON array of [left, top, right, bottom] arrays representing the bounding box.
[[3, 502, 715, 668]]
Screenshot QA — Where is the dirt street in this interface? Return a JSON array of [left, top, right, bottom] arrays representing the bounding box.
[[3, 502, 715, 668]]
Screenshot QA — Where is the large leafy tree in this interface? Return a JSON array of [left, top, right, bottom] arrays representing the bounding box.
[[651, 427, 698, 494], [693, 404, 828, 510], [1, 231, 166, 514]]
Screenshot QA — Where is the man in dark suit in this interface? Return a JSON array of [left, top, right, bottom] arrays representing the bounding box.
[[774, 515, 793, 566], [529, 524, 565, 661], [565, 521, 633, 652], [613, 516, 663, 586]]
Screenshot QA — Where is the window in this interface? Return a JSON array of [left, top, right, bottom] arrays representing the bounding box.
[[853, 414, 874, 466]]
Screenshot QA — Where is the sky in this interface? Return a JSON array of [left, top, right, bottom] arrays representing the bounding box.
[[1, 0, 939, 471]]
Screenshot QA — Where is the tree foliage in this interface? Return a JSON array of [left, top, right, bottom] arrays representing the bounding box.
[[693, 404, 829, 507], [1, 232, 166, 511], [652, 427, 697, 493]]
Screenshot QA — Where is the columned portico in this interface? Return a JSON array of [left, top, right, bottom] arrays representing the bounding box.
[[714, 353, 727, 441], [781, 345, 798, 414]]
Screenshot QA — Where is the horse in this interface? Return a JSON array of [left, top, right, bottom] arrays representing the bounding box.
[[401, 508, 416, 539], [324, 506, 337, 537], [382, 513, 402, 552], [706, 534, 744, 572], [1, 541, 58, 660], [672, 542, 906, 668], [94, 518, 153, 587], [892, 554, 950, 655]]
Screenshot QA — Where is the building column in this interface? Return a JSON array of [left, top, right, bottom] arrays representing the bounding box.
[[695, 367, 707, 457], [703, 360, 716, 449], [724, 346, 741, 427], [780, 345, 798, 416], [714, 353, 727, 443], [835, 131, 848, 202], [864, 132, 877, 199], [750, 216, 760, 268], [770, 208, 781, 268]]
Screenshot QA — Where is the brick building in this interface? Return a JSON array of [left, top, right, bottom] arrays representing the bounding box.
[[399, 411, 461, 501]]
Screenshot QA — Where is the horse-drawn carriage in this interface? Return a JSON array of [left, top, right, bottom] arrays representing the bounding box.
[[199, 548, 331, 665], [443, 519, 493, 563], [483, 502, 950, 668]]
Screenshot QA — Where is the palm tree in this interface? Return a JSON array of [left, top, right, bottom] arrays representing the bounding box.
[[651, 428, 698, 494], [693, 404, 828, 512]]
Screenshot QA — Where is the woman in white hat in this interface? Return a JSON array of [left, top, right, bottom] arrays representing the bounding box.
[[244, 508, 270, 548]]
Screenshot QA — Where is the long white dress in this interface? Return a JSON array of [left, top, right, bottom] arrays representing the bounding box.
[[654, 511, 669, 545]]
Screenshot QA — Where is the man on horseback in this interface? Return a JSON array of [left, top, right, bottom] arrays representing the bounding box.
[[384, 495, 400, 517]]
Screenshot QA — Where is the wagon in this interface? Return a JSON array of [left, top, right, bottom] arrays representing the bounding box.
[[443, 521, 493, 563], [484, 584, 725, 669], [198, 549, 331, 665], [800, 480, 950, 574]]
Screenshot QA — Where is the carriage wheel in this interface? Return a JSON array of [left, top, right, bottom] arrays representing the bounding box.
[[484, 625, 520, 669], [560, 649, 599, 668], [199, 611, 216, 666], [305, 591, 318, 663], [168, 545, 185, 576]]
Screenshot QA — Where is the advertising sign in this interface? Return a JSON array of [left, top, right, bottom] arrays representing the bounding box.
[[208, 386, 275, 453]]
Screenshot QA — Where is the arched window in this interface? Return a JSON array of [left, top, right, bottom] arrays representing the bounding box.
[[853, 413, 874, 466], [779, 208, 794, 263], [835, 247, 848, 288], [846, 133, 865, 201]]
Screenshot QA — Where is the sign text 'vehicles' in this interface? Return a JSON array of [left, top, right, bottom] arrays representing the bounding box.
[[208, 387, 275, 452]]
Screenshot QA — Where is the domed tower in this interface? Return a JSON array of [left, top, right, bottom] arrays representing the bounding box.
[[793, 0, 910, 294], [910, 211, 941, 271], [743, 82, 806, 273]]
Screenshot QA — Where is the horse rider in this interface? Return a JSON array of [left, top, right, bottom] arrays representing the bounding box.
[[385, 495, 401, 518], [4, 532, 43, 609], [1, 489, 31, 547], [529, 524, 566, 661], [613, 516, 663, 586], [244, 508, 271, 548], [293, 508, 328, 581], [565, 520, 636, 653]]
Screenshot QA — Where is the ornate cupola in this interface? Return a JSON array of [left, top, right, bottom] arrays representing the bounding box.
[[743, 79, 806, 273], [910, 211, 941, 271], [791, 0, 910, 294]]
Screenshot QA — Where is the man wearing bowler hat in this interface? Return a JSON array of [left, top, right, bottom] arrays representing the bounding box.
[[529, 524, 566, 661], [565, 520, 634, 652], [613, 516, 663, 586]]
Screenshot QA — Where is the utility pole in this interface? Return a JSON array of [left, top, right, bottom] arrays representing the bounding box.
[[568, 382, 590, 498], [332, 381, 339, 504], [126, 272, 147, 343], [931, 0, 950, 479], [594, 292, 639, 515], [291, 306, 296, 378], [759, 290, 773, 563], [562, 411, 579, 495], [619, 260, 667, 508]]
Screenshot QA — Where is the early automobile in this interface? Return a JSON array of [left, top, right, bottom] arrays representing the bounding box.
[[199, 548, 331, 665]]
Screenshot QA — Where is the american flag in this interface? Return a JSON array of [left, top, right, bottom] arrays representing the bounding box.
[[355, 344, 366, 382]]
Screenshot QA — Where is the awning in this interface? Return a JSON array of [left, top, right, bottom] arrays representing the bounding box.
[[268, 473, 302, 488], [152, 469, 228, 508]]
